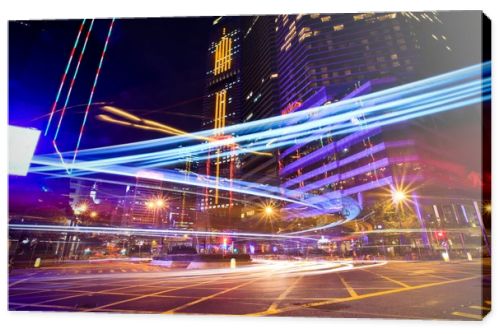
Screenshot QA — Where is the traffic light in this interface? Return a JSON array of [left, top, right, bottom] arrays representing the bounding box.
[[435, 230, 447, 240]]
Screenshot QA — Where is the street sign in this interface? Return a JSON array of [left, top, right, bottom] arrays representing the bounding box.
[[8, 125, 41, 176]]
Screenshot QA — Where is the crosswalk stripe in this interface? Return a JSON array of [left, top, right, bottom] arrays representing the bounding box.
[[451, 311, 483, 320]]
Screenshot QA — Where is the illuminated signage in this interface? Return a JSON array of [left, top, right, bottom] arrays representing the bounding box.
[[281, 101, 302, 115], [214, 31, 233, 75]]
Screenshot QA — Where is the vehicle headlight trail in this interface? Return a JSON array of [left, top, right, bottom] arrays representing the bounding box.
[[8, 224, 318, 241], [27, 62, 491, 234], [42, 61, 489, 161], [33, 69, 489, 172]]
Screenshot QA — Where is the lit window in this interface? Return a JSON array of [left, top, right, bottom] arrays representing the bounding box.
[[333, 24, 344, 31], [376, 13, 397, 21], [353, 13, 374, 21]]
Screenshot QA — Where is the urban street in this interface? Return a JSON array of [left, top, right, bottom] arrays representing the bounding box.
[[8, 12, 491, 320], [9, 259, 490, 319]]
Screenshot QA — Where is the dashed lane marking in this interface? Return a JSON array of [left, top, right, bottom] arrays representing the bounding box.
[[469, 305, 490, 311], [451, 311, 483, 320]]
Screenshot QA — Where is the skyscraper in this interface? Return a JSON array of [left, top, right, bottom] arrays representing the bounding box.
[[273, 12, 486, 243], [199, 17, 243, 231], [240, 16, 281, 186]]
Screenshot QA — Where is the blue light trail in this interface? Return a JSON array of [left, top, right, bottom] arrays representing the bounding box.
[[28, 62, 491, 234]]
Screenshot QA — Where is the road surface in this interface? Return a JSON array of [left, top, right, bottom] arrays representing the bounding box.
[[9, 258, 491, 320]]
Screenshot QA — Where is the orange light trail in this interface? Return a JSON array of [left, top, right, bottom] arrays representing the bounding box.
[[97, 106, 271, 157]]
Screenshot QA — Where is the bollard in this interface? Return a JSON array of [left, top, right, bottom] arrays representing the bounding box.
[[466, 252, 473, 261], [441, 251, 449, 262], [34, 258, 41, 268], [230, 258, 236, 269]]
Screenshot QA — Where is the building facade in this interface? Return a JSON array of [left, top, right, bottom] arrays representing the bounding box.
[[198, 17, 243, 232], [272, 12, 486, 250]]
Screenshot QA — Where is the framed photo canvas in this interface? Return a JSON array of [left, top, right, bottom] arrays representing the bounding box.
[[8, 11, 491, 320]]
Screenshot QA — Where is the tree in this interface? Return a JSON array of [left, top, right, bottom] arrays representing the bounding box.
[[367, 199, 420, 230]]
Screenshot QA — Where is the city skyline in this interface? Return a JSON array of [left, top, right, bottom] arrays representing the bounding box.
[[8, 12, 491, 319]]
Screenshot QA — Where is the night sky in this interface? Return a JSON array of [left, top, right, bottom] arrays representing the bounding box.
[[9, 17, 215, 154], [8, 17, 215, 213]]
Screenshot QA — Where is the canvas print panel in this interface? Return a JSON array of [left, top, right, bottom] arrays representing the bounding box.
[[8, 12, 491, 319]]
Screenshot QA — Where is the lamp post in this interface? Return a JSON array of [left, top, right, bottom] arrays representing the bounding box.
[[263, 205, 276, 233], [391, 188, 408, 256], [264, 206, 273, 216], [146, 197, 167, 225]]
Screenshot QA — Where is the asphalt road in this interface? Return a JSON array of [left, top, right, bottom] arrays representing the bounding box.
[[8, 258, 491, 320]]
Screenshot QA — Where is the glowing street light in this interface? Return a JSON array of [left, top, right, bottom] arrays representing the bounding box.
[[74, 203, 88, 215], [79, 203, 88, 212], [90, 211, 98, 219], [264, 206, 274, 215], [147, 198, 166, 210], [391, 189, 408, 204], [155, 199, 165, 208]]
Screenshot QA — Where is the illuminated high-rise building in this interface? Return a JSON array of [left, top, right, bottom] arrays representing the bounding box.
[[199, 16, 243, 231], [240, 16, 281, 186], [274, 12, 487, 242]]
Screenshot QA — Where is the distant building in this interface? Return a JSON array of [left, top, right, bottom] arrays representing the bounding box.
[[69, 179, 125, 225], [122, 172, 165, 227]]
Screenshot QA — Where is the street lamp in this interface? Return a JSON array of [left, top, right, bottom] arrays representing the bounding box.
[[390, 188, 409, 256], [79, 203, 88, 212], [264, 206, 274, 215], [90, 211, 98, 219], [484, 203, 492, 214], [391, 189, 408, 204], [146, 198, 166, 210], [74, 203, 88, 216], [155, 199, 165, 208]]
